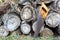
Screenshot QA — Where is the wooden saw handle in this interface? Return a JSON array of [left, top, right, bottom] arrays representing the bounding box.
[[40, 2, 50, 19]]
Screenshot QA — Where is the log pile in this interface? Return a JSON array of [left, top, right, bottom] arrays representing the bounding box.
[[0, 0, 60, 37]]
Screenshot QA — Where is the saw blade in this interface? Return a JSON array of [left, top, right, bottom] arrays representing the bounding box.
[[34, 6, 44, 37]]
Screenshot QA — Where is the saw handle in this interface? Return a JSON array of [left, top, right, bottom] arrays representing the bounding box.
[[40, 2, 50, 19]]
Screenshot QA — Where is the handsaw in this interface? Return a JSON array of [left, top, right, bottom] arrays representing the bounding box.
[[40, 2, 50, 19], [34, 2, 50, 38]]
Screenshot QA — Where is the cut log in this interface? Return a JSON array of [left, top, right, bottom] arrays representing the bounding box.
[[2, 11, 21, 31], [0, 25, 9, 37], [40, 28, 54, 37], [45, 11, 60, 28], [20, 5, 36, 22], [20, 22, 31, 34]]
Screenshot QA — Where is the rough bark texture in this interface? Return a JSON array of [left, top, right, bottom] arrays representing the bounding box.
[[0, 2, 10, 15]]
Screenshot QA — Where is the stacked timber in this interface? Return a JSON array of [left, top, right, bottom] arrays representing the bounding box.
[[0, 0, 60, 37]]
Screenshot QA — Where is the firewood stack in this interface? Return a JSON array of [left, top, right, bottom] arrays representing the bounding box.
[[0, 0, 60, 37]]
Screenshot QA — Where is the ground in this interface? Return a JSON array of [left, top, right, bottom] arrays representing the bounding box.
[[0, 35, 60, 40]]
